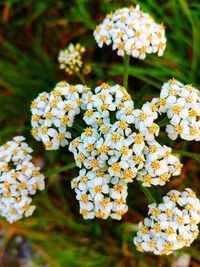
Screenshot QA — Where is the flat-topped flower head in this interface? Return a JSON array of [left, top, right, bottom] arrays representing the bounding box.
[[71, 168, 128, 220], [137, 140, 182, 187], [83, 83, 135, 127], [134, 188, 200, 255], [158, 79, 200, 141], [70, 114, 181, 190], [69, 121, 137, 179], [31, 81, 91, 150], [58, 43, 86, 75], [0, 136, 45, 223], [94, 5, 166, 59]]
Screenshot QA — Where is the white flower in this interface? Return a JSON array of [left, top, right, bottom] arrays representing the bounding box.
[[137, 141, 182, 187], [71, 168, 129, 220], [58, 43, 85, 75], [83, 83, 134, 125], [94, 5, 166, 59], [134, 188, 200, 255], [0, 136, 45, 223], [69, 120, 137, 177], [158, 79, 200, 141], [31, 81, 91, 150], [134, 100, 158, 130]]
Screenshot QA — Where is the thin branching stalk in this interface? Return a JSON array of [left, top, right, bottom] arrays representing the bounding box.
[[44, 162, 76, 176], [123, 54, 130, 89], [138, 181, 157, 204], [76, 71, 86, 84]]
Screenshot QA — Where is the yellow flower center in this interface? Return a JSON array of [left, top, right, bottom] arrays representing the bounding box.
[[111, 162, 121, 172], [85, 110, 93, 118], [114, 184, 123, 193], [134, 134, 144, 144], [159, 98, 167, 106], [93, 185, 102, 193], [96, 211, 105, 219], [89, 159, 99, 168], [151, 161, 160, 170], [80, 194, 88, 202], [111, 133, 120, 143], [142, 174, 152, 184], [169, 88, 177, 96], [172, 104, 182, 114], [153, 223, 161, 233], [98, 145, 109, 154], [175, 125, 183, 134], [77, 153, 85, 163], [86, 143, 95, 152], [84, 127, 93, 136], [134, 155, 144, 164], [139, 112, 148, 121], [151, 208, 160, 217]]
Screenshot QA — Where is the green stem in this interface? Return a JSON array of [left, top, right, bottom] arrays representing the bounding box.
[[138, 181, 156, 204], [123, 54, 130, 89], [72, 122, 84, 132], [44, 162, 76, 177], [122, 54, 156, 205], [158, 117, 169, 127], [76, 71, 86, 84], [173, 149, 200, 163]]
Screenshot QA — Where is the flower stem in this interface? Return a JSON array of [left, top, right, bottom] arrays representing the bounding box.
[[158, 117, 169, 127], [122, 54, 156, 205], [72, 122, 84, 132], [44, 162, 76, 177], [173, 149, 200, 163], [76, 71, 86, 84], [123, 54, 130, 89], [138, 181, 157, 204]]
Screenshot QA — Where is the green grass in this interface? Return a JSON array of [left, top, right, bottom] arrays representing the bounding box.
[[0, 0, 200, 266]]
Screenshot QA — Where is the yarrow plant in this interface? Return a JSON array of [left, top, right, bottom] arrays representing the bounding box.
[[158, 78, 200, 141], [94, 5, 166, 59], [58, 43, 91, 83], [58, 43, 85, 75], [1, 3, 200, 258], [134, 188, 200, 255], [0, 136, 45, 223], [31, 81, 91, 150]]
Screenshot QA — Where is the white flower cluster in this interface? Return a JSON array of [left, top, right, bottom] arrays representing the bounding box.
[[133, 98, 160, 141], [82, 82, 134, 125], [58, 43, 85, 75], [31, 81, 91, 150], [71, 168, 128, 220], [134, 188, 200, 255], [69, 83, 182, 219], [69, 122, 132, 220], [158, 78, 200, 141], [137, 140, 182, 187], [0, 136, 45, 223], [82, 83, 158, 135], [94, 5, 166, 59]]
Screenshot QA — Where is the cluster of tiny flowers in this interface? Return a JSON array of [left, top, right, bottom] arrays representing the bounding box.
[[71, 168, 128, 220], [58, 43, 85, 75], [69, 122, 132, 220], [158, 78, 200, 141], [134, 188, 200, 255], [94, 5, 166, 59], [69, 81, 182, 218], [31, 81, 91, 150], [0, 136, 45, 223], [83, 83, 135, 126], [137, 140, 182, 187], [133, 98, 160, 141]]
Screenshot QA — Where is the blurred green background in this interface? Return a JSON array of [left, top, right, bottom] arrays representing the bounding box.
[[0, 0, 200, 266]]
